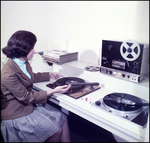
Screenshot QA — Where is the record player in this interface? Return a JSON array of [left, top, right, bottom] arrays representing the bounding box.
[[46, 77, 100, 99], [92, 93, 149, 128]]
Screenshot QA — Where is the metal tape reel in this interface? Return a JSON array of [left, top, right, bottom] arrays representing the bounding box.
[[84, 66, 100, 72], [120, 40, 141, 61]]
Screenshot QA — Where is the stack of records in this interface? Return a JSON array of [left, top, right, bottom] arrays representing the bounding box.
[[42, 50, 78, 65]]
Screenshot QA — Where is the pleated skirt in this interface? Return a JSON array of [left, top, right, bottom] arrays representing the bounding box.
[[1, 103, 67, 142]]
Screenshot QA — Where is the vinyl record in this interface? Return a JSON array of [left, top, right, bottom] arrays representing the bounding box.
[[103, 93, 143, 112], [84, 66, 100, 72], [46, 77, 86, 93]]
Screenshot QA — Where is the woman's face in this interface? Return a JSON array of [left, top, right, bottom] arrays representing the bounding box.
[[27, 48, 36, 60]]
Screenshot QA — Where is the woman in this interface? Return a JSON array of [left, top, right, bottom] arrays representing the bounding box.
[[1, 30, 72, 142]]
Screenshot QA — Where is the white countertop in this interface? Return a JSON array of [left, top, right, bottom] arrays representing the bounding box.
[[30, 54, 149, 142]]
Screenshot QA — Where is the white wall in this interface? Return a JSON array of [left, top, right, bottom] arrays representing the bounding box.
[[1, 1, 149, 65]]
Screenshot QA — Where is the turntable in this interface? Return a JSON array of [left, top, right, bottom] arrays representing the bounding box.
[[46, 77, 100, 99], [93, 93, 149, 128]]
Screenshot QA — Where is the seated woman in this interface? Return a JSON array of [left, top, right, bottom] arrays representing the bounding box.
[[1, 30, 71, 142]]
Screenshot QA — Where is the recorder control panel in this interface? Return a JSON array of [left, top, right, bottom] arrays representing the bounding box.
[[100, 67, 140, 83]]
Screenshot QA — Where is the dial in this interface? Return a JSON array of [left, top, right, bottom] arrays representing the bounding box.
[[108, 44, 115, 51]]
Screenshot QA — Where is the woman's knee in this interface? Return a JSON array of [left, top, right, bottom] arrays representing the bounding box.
[[45, 127, 63, 142], [55, 127, 63, 137]]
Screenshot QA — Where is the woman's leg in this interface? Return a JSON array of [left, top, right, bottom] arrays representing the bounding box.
[[60, 119, 71, 142], [45, 119, 71, 142]]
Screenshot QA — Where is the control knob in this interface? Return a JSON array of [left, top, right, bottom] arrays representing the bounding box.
[[122, 74, 125, 78], [95, 101, 101, 106]]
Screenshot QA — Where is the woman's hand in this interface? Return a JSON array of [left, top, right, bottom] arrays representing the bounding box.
[[54, 84, 72, 93], [49, 72, 64, 79], [47, 84, 72, 96]]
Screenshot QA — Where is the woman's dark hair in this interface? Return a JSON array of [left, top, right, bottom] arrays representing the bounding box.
[[2, 30, 37, 58]]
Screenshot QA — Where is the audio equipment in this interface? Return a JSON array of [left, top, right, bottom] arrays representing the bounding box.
[[100, 40, 149, 83], [84, 66, 100, 72]]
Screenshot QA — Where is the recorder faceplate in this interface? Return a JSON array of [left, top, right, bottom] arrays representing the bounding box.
[[100, 40, 149, 83]]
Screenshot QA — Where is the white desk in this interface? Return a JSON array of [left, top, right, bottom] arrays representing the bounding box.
[[30, 54, 149, 142]]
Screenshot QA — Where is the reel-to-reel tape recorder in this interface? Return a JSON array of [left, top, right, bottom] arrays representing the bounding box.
[[100, 40, 149, 83]]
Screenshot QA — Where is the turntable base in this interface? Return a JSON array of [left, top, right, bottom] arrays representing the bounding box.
[[66, 85, 100, 99]]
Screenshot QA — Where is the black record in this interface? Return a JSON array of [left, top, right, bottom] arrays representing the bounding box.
[[103, 93, 143, 112], [46, 77, 86, 93]]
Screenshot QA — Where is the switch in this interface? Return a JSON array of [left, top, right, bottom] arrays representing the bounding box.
[[108, 71, 112, 74], [122, 74, 125, 78], [118, 73, 121, 75], [113, 71, 117, 75]]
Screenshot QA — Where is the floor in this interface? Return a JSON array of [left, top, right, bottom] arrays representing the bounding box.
[[68, 112, 117, 142]]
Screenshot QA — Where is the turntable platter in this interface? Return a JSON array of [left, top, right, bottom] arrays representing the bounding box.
[[103, 93, 143, 112]]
